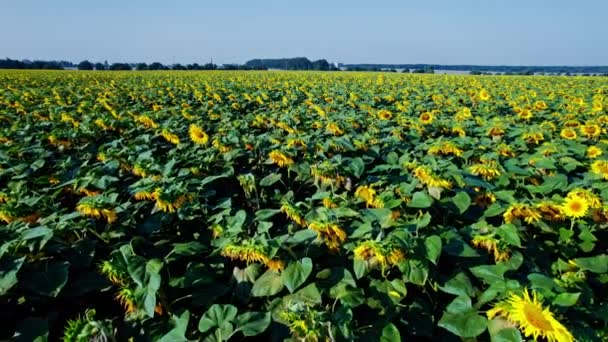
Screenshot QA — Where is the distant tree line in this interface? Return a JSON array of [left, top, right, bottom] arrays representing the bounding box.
[[0, 58, 71, 70], [244, 57, 337, 71], [341, 63, 608, 74], [77, 60, 267, 71]]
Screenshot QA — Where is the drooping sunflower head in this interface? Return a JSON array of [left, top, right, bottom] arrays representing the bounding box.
[[268, 150, 294, 168]]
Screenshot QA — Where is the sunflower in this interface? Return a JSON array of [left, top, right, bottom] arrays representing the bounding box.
[[326, 122, 344, 136], [560, 128, 577, 140], [355, 185, 384, 208], [471, 234, 510, 262], [221, 243, 269, 264], [478, 89, 491, 101], [377, 109, 393, 120], [308, 221, 347, 251], [265, 258, 285, 272], [580, 124, 601, 139], [469, 163, 501, 180], [487, 289, 574, 342], [280, 201, 307, 226], [353, 240, 404, 271], [561, 195, 589, 219], [587, 146, 603, 158], [189, 124, 209, 145], [413, 166, 452, 188], [268, 150, 294, 168], [161, 129, 180, 145], [503, 203, 542, 225], [590, 160, 608, 180], [76, 203, 117, 224], [419, 111, 434, 125], [536, 202, 564, 222], [474, 192, 496, 207], [428, 141, 463, 157]]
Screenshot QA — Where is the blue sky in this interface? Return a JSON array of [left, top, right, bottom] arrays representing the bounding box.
[[1, 0, 606, 65]]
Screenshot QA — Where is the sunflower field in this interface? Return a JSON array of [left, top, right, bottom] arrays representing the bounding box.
[[0, 70, 607, 341]]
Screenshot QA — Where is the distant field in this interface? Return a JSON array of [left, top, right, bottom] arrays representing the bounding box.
[[1, 70, 607, 341]]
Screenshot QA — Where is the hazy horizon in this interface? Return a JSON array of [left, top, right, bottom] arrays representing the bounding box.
[[2, 0, 607, 66]]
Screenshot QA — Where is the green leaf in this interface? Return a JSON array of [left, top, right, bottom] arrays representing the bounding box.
[[408, 191, 433, 208], [470, 264, 508, 284], [440, 272, 475, 297], [438, 311, 488, 338], [251, 270, 284, 297], [144, 259, 163, 317], [400, 259, 428, 285], [235, 311, 271, 336], [488, 318, 523, 342], [198, 304, 238, 333], [446, 295, 473, 314], [23, 261, 69, 297], [0, 256, 25, 295], [496, 224, 521, 247], [349, 157, 365, 178], [574, 255, 607, 273], [380, 323, 401, 342], [260, 173, 281, 186], [255, 209, 280, 221], [453, 192, 471, 214], [170, 241, 207, 257], [13, 317, 48, 342], [553, 292, 580, 307], [159, 311, 190, 342], [282, 257, 313, 293], [424, 235, 442, 264]]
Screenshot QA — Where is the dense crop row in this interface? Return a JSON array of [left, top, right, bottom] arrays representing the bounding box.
[[0, 70, 607, 341]]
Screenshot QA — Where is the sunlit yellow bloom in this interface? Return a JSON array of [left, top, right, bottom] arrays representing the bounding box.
[[560, 128, 577, 140], [587, 146, 603, 158], [419, 111, 434, 125], [189, 124, 209, 145], [268, 150, 294, 168], [134, 190, 157, 201], [478, 89, 490, 101], [487, 289, 574, 342], [590, 160, 608, 180], [561, 195, 589, 219], [377, 109, 393, 120], [580, 123, 601, 139]]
